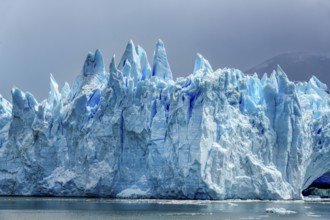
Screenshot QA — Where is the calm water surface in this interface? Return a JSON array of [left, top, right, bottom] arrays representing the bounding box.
[[0, 197, 329, 220]]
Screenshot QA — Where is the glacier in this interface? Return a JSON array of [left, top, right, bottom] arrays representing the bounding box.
[[0, 39, 329, 200]]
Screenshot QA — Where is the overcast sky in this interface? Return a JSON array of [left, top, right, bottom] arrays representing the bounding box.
[[0, 0, 330, 101]]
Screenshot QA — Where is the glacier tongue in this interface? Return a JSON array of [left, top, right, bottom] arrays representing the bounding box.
[[0, 40, 329, 199]]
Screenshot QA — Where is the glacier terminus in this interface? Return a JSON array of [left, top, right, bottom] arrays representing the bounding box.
[[0, 40, 329, 200]]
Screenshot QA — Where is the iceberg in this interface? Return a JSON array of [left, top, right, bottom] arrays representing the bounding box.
[[0, 40, 329, 199]]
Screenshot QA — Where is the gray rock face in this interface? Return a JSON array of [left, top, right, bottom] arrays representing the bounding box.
[[0, 40, 329, 199]]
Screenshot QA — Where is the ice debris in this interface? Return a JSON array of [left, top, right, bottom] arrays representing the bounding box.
[[266, 207, 296, 215]]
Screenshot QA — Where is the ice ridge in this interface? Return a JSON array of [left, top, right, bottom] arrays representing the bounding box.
[[0, 40, 329, 199]]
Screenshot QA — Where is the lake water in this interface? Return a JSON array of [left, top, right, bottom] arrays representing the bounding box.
[[0, 197, 329, 220]]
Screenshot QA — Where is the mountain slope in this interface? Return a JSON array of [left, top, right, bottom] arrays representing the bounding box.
[[245, 52, 330, 87]]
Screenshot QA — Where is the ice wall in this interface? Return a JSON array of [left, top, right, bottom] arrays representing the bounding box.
[[0, 40, 329, 199]]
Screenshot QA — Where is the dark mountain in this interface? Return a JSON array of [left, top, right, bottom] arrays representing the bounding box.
[[245, 52, 330, 86]]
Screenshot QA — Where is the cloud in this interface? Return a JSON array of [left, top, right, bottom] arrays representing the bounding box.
[[0, 0, 329, 101]]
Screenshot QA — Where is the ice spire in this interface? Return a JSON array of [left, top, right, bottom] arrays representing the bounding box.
[[152, 39, 173, 81], [118, 40, 141, 83], [61, 82, 71, 101], [110, 55, 118, 75], [83, 49, 105, 77], [309, 75, 328, 90], [193, 53, 213, 74], [136, 45, 151, 80], [11, 87, 37, 129], [48, 74, 61, 107], [276, 65, 292, 95], [71, 50, 106, 98]]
